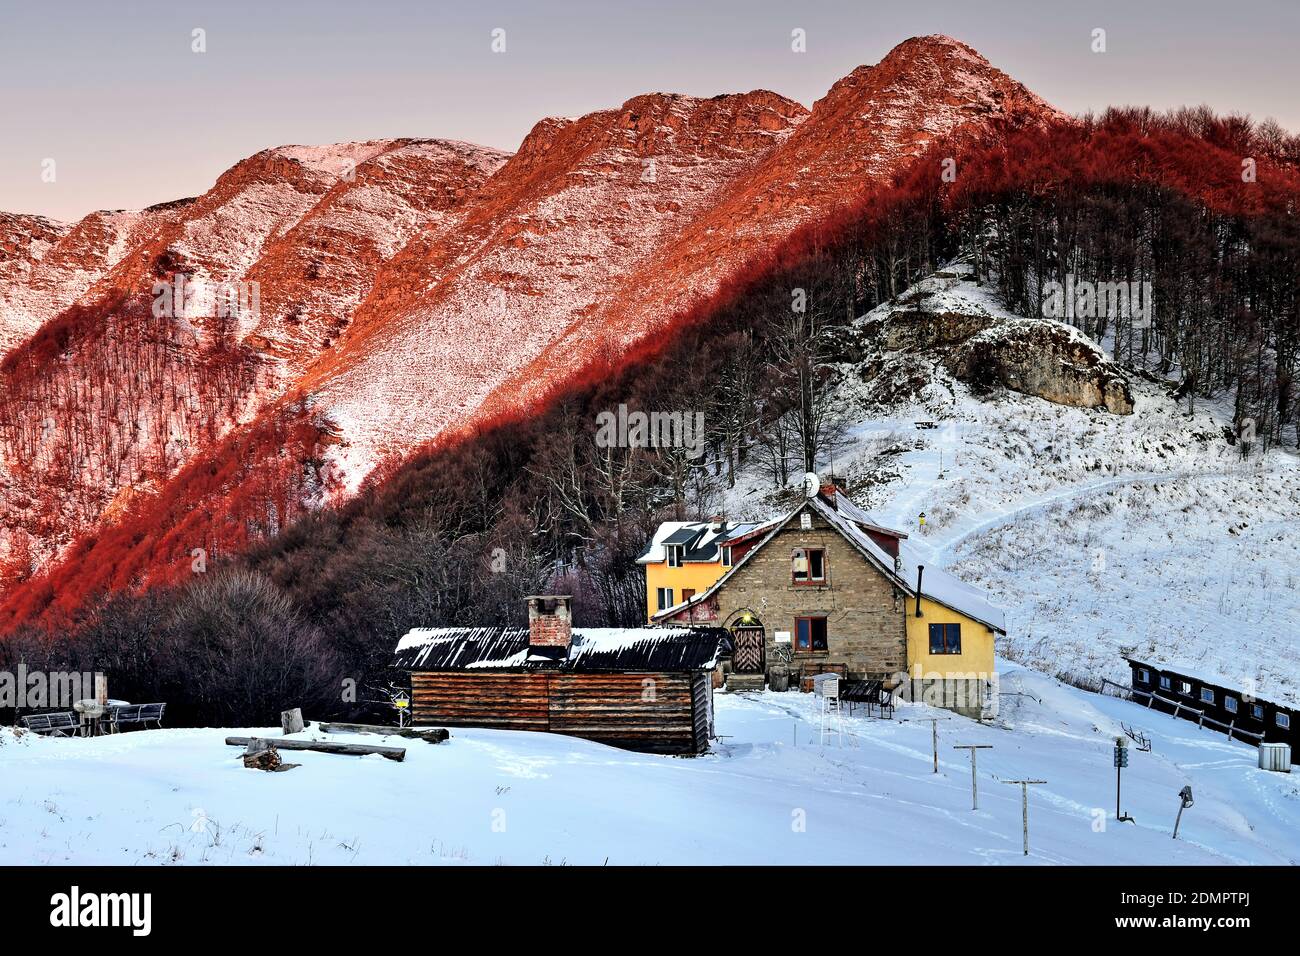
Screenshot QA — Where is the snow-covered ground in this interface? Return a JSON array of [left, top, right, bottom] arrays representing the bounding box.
[[1, 662, 1295, 865]]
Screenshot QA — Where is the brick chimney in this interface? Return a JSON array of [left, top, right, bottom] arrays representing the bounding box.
[[819, 481, 843, 506], [526, 595, 573, 649]]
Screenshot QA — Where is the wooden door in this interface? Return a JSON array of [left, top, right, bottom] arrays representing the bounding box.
[[732, 627, 766, 673]]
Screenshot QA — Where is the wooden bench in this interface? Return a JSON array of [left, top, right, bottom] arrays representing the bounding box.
[[19, 711, 80, 736], [108, 703, 166, 732], [841, 680, 896, 719]]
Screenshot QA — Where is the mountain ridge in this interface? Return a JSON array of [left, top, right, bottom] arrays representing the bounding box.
[[0, 35, 1062, 611]]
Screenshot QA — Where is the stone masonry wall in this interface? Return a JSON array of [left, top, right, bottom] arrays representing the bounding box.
[[712, 513, 908, 681]]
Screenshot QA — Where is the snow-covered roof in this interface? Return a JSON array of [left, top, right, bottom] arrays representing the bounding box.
[[1124, 656, 1299, 713], [814, 493, 1006, 633], [651, 490, 1006, 633], [636, 519, 772, 564], [393, 625, 727, 673]]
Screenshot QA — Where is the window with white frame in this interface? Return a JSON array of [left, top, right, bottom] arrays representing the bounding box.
[[1159, 675, 1172, 690], [1200, 687, 1214, 704], [656, 587, 674, 611], [666, 545, 684, 568], [1225, 696, 1238, 714], [1179, 680, 1193, 695], [1138, 668, 1150, 683], [1278, 712, 1292, 730]]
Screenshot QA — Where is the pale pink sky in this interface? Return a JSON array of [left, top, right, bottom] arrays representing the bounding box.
[[2, 0, 1297, 222]]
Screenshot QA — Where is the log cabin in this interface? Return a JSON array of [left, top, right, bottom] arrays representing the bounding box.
[[647, 484, 1006, 717], [392, 596, 727, 755]]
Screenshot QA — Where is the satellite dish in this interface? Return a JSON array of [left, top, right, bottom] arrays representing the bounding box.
[[801, 471, 820, 498]]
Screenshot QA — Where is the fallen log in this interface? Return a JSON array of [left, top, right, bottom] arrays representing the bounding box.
[[317, 722, 449, 743], [225, 737, 405, 761]]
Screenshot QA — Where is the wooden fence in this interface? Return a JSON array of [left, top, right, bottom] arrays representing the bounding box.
[[1099, 678, 1265, 744]]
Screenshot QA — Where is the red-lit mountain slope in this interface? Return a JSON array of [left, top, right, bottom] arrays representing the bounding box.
[[0, 35, 1062, 622], [473, 35, 1063, 425], [0, 140, 508, 587], [295, 89, 809, 485]]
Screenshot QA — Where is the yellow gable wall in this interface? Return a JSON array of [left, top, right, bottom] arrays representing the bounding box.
[[905, 595, 997, 678], [644, 561, 730, 623]]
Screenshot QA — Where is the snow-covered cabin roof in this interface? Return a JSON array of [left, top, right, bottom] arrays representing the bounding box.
[[651, 490, 1006, 633], [393, 626, 728, 673], [1124, 656, 1299, 713], [637, 520, 772, 564]]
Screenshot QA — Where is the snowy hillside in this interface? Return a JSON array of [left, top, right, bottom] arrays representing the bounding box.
[[1, 664, 1294, 865], [730, 267, 1300, 707]]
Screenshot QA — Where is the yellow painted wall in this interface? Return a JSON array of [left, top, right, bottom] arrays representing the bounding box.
[[644, 561, 730, 623], [905, 595, 997, 677]]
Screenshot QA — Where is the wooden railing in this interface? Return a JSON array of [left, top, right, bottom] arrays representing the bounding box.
[[1100, 678, 1265, 744]]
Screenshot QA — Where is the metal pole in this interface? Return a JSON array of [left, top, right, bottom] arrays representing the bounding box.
[[1173, 802, 1185, 839], [932, 719, 939, 774]]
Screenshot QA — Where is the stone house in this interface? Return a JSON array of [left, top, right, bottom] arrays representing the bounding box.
[[650, 486, 1006, 717]]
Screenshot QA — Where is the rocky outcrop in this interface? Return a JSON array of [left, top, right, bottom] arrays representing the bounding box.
[[944, 319, 1134, 414]]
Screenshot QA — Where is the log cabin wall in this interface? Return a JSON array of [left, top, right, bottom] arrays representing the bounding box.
[[410, 669, 709, 755], [410, 671, 549, 732]]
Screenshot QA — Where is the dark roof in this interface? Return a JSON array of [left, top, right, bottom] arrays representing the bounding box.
[[637, 520, 773, 564], [393, 626, 729, 673]]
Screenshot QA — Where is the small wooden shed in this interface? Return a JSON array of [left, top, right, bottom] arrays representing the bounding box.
[[393, 596, 727, 755]]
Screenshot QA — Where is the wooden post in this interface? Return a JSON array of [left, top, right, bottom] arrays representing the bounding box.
[[1004, 779, 1047, 855], [94, 674, 108, 706], [953, 744, 992, 809], [281, 708, 304, 735]]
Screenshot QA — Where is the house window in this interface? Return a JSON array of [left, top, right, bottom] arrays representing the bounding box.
[[1159, 675, 1172, 690], [1138, 668, 1150, 683], [792, 548, 826, 584], [1278, 713, 1292, 730], [1224, 696, 1238, 714], [656, 587, 674, 611], [667, 545, 684, 568], [929, 623, 962, 655], [1200, 688, 1215, 704], [719, 545, 732, 566], [1179, 680, 1193, 696], [794, 616, 828, 651], [1253, 703, 1265, 720]]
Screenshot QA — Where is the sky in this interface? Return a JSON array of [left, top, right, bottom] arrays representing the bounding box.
[[2, 0, 1297, 222]]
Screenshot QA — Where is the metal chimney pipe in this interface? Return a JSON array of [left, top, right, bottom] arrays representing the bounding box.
[[915, 565, 924, 618]]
